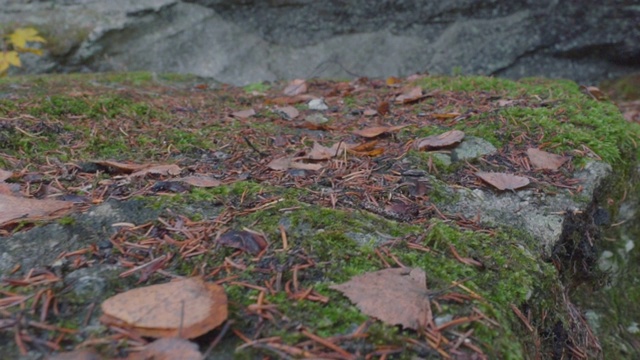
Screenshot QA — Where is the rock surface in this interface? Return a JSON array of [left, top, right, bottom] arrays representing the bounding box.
[[2, 0, 639, 85]]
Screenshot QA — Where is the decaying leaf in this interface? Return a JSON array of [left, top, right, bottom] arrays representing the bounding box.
[[395, 86, 426, 104], [526, 148, 570, 170], [306, 141, 354, 160], [231, 109, 256, 119], [331, 268, 431, 330], [476, 172, 530, 191], [581, 85, 606, 101], [174, 176, 222, 188], [217, 229, 268, 255], [267, 157, 323, 171], [274, 106, 299, 120], [283, 79, 308, 96], [128, 338, 203, 360], [414, 130, 465, 150], [433, 112, 460, 120], [0, 194, 73, 226], [91, 160, 148, 174], [131, 164, 182, 178], [386, 76, 402, 86], [352, 125, 409, 138], [0, 169, 12, 181], [100, 277, 227, 339], [377, 101, 390, 115]]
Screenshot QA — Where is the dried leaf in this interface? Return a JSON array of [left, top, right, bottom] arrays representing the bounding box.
[[267, 157, 323, 171], [395, 86, 425, 104], [0, 194, 73, 226], [131, 164, 182, 178], [306, 141, 352, 160], [476, 172, 530, 191], [0, 169, 12, 182], [414, 130, 465, 150], [91, 160, 148, 174], [350, 140, 379, 152], [274, 106, 299, 120], [527, 148, 570, 170], [100, 277, 227, 339], [283, 79, 308, 96], [433, 112, 461, 120], [129, 338, 203, 360], [217, 229, 268, 255], [582, 86, 606, 101], [331, 268, 431, 330], [352, 125, 409, 138], [386, 76, 402, 86], [174, 176, 222, 188], [377, 101, 390, 115], [231, 109, 256, 119], [363, 109, 378, 116]]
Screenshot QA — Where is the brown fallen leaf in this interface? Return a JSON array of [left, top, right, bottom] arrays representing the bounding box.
[[476, 172, 530, 191], [267, 157, 323, 171], [128, 337, 203, 360], [331, 268, 431, 330], [395, 86, 426, 104], [283, 79, 308, 96], [0, 169, 12, 182], [581, 85, 606, 101], [217, 229, 268, 255], [130, 164, 182, 178], [306, 141, 353, 160], [231, 109, 256, 119], [352, 125, 409, 138], [274, 105, 299, 120], [526, 148, 570, 170], [350, 140, 379, 152], [91, 160, 148, 174], [100, 277, 227, 339], [174, 176, 222, 188], [414, 130, 465, 150], [0, 194, 73, 226], [266, 94, 314, 105], [377, 101, 390, 115], [363, 109, 378, 116], [386, 76, 402, 86]]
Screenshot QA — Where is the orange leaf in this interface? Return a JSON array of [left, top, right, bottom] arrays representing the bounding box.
[[100, 277, 227, 339], [476, 172, 530, 191], [352, 125, 409, 138]]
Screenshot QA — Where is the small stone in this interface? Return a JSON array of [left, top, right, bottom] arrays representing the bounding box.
[[451, 136, 497, 162], [308, 98, 329, 111], [304, 113, 329, 125]]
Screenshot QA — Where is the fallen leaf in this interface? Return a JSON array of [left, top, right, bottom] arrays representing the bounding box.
[[283, 79, 308, 96], [231, 109, 256, 119], [131, 164, 181, 178], [350, 140, 379, 152], [274, 106, 299, 120], [476, 172, 530, 191], [414, 130, 465, 150], [386, 76, 402, 86], [395, 86, 425, 104], [352, 125, 409, 138], [100, 277, 227, 339], [267, 157, 323, 171], [91, 160, 148, 174], [217, 229, 268, 255], [331, 268, 431, 330], [174, 176, 222, 188], [128, 337, 203, 360], [0, 169, 12, 181], [377, 101, 390, 115], [0, 194, 73, 226], [363, 109, 378, 116], [433, 112, 461, 120], [306, 141, 353, 160], [266, 94, 314, 105], [527, 148, 570, 170], [582, 85, 606, 101]]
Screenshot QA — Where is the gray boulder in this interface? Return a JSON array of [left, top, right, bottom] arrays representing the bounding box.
[[2, 0, 638, 85]]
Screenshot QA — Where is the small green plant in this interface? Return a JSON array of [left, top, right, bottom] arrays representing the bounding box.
[[0, 27, 46, 76]]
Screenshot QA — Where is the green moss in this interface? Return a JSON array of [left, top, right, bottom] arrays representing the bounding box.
[[243, 82, 271, 93]]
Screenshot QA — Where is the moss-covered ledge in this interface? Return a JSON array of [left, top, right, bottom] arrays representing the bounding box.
[[0, 72, 638, 359]]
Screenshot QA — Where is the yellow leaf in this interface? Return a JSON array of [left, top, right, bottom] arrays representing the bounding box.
[[7, 28, 46, 49], [0, 51, 21, 74], [18, 47, 43, 56]]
